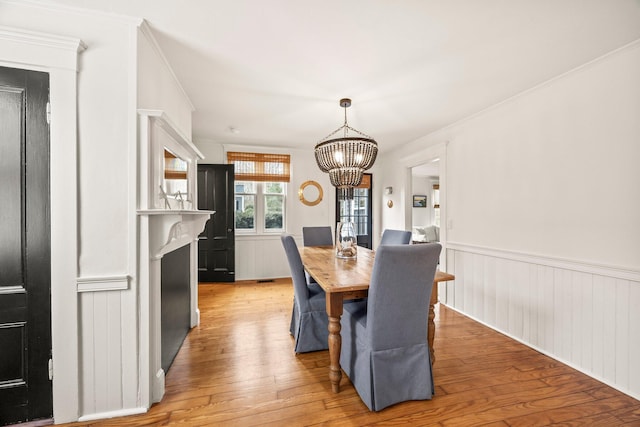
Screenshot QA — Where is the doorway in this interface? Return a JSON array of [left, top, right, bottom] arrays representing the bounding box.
[[410, 154, 450, 307], [0, 66, 52, 425], [411, 161, 440, 229]]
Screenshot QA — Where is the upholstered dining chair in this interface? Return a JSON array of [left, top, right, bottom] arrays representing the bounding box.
[[302, 226, 333, 285], [280, 234, 329, 353], [302, 226, 333, 246], [379, 228, 412, 245], [340, 243, 442, 411]]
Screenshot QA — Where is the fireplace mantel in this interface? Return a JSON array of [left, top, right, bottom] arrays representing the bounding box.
[[138, 209, 213, 259]]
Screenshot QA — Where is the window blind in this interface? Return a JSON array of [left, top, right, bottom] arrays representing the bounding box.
[[227, 151, 291, 182]]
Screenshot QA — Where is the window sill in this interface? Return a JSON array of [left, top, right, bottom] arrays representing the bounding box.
[[235, 233, 284, 241]]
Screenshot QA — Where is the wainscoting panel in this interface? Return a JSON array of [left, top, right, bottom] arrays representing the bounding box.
[[235, 235, 291, 281], [444, 243, 640, 400], [78, 283, 139, 417]]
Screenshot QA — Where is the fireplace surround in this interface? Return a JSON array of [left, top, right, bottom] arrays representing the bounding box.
[[137, 110, 213, 404]]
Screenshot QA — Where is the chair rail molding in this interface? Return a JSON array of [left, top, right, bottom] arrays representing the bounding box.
[[446, 242, 640, 282], [77, 275, 130, 293]]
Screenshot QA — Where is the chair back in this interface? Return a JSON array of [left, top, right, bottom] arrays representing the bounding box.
[[366, 243, 442, 350], [280, 234, 310, 310], [302, 226, 333, 246], [379, 229, 412, 245]]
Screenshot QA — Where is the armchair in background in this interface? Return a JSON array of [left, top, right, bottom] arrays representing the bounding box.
[[380, 229, 412, 245]]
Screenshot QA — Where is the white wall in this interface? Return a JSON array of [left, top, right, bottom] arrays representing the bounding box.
[[443, 42, 640, 268], [137, 21, 193, 136], [381, 40, 640, 399]]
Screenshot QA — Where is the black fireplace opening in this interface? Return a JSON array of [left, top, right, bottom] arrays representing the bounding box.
[[160, 244, 191, 373]]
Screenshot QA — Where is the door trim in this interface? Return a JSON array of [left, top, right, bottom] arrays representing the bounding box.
[[402, 141, 448, 268]]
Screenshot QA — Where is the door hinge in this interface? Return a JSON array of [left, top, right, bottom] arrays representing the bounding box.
[[48, 358, 53, 380], [46, 101, 51, 124]]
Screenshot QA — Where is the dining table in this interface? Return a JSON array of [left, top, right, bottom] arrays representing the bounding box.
[[299, 244, 455, 393]]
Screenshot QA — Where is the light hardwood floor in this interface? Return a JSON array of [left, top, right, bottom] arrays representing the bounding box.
[[59, 279, 639, 426]]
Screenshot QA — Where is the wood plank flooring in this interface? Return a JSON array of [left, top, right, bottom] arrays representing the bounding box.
[[59, 279, 640, 426]]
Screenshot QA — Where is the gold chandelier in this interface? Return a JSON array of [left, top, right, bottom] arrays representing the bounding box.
[[314, 98, 378, 199]]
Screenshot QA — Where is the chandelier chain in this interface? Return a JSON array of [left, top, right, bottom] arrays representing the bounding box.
[[316, 100, 374, 143], [317, 124, 373, 144], [343, 106, 348, 138]]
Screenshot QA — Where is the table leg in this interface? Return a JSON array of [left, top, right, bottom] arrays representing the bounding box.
[[428, 280, 438, 365], [327, 293, 343, 393]]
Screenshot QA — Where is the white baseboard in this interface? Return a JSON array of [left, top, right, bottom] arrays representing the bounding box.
[[78, 407, 147, 422]]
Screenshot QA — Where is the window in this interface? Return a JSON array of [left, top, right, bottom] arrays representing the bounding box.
[[228, 152, 290, 233], [264, 182, 285, 230], [235, 182, 256, 230]]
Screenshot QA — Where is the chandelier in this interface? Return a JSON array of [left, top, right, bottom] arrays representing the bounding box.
[[314, 98, 378, 199]]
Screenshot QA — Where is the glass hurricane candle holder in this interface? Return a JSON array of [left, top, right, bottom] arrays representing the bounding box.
[[336, 221, 357, 259]]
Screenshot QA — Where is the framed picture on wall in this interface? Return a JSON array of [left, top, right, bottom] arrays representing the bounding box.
[[413, 195, 427, 208]]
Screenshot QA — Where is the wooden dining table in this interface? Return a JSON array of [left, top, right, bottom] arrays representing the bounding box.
[[299, 244, 455, 393]]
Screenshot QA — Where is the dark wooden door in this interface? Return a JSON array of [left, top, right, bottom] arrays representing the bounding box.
[[0, 66, 52, 425], [197, 164, 235, 282]]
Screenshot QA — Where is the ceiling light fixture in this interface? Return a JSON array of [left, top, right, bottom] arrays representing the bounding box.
[[314, 98, 378, 199]]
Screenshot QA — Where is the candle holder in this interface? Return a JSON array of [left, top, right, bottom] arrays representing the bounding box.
[[336, 221, 357, 259]]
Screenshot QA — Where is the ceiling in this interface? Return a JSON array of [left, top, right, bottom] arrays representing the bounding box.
[[39, 0, 640, 152]]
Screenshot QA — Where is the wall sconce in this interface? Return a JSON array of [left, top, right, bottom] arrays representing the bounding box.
[[385, 186, 393, 208]]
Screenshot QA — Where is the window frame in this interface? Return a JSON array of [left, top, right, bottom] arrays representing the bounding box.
[[234, 180, 286, 235], [227, 151, 290, 236]]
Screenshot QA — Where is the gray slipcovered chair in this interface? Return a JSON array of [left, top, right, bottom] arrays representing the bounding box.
[[280, 234, 329, 353], [302, 226, 333, 246], [302, 226, 333, 285], [340, 243, 442, 411], [380, 228, 412, 245]]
